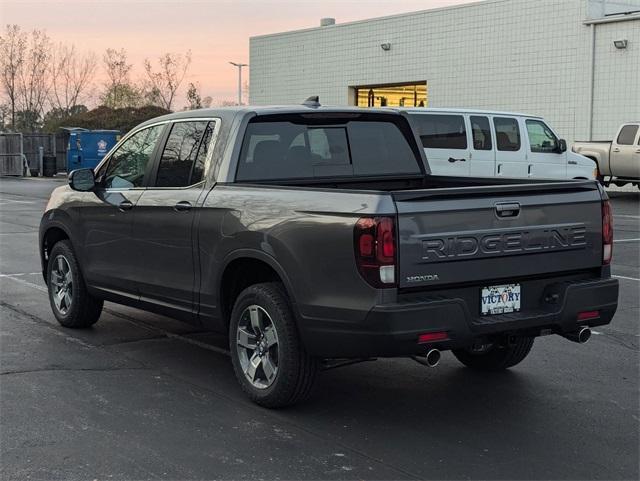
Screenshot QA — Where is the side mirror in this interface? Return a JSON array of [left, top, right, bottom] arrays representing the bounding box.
[[558, 139, 567, 153], [68, 168, 96, 192]]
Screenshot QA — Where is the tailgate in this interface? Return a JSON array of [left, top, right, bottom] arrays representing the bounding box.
[[394, 181, 603, 289]]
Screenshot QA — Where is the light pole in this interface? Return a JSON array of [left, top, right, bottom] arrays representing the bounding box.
[[229, 61, 248, 105]]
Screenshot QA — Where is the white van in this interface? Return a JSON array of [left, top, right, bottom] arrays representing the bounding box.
[[401, 108, 596, 180]]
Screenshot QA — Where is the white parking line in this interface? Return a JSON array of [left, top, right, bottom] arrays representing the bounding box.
[[0, 198, 36, 204], [614, 238, 640, 243], [0, 272, 40, 277], [615, 214, 640, 220], [612, 275, 640, 282], [2, 275, 47, 292]]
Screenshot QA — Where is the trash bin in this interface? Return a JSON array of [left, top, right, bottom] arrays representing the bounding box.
[[43, 155, 57, 177]]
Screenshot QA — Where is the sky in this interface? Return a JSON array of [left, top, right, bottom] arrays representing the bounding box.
[[0, 0, 476, 108]]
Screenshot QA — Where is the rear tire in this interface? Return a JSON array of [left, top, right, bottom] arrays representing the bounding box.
[[229, 282, 319, 408], [47, 240, 103, 328], [453, 337, 534, 371]]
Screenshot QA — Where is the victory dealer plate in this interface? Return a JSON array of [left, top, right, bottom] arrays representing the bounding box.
[[481, 284, 521, 315]]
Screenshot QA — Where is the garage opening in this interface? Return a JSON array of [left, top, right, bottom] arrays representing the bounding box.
[[354, 82, 428, 108]]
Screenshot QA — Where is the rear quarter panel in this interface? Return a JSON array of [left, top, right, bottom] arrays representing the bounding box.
[[197, 185, 395, 328]]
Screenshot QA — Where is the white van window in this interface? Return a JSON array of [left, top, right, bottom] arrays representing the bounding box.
[[494, 117, 521, 152], [470, 116, 492, 151], [411, 114, 467, 150], [525, 120, 558, 153]]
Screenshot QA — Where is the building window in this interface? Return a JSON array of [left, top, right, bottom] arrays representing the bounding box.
[[355, 82, 427, 108]]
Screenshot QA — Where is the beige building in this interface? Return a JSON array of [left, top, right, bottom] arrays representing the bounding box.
[[250, 0, 640, 143]]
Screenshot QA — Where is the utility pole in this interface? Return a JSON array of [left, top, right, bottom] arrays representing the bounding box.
[[229, 61, 248, 105]]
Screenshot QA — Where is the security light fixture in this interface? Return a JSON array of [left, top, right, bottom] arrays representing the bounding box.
[[613, 39, 628, 49], [380, 43, 392, 51]]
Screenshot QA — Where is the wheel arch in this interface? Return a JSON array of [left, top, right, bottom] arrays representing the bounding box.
[[218, 250, 300, 332], [40, 223, 73, 283]]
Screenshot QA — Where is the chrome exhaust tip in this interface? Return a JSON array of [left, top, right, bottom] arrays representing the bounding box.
[[562, 326, 592, 344], [425, 349, 441, 367]]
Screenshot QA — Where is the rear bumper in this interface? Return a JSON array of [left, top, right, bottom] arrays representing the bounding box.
[[300, 277, 619, 358]]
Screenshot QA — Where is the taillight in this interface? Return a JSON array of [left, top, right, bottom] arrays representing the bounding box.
[[354, 216, 397, 288], [602, 199, 613, 265]]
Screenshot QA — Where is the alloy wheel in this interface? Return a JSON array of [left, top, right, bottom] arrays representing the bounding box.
[[51, 255, 73, 315], [236, 305, 279, 389]]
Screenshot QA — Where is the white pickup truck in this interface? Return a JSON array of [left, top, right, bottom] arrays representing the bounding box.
[[573, 123, 640, 189]]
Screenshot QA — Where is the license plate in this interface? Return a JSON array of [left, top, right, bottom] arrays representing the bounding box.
[[481, 284, 521, 315]]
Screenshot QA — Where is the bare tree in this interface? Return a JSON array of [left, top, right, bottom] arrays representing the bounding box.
[[143, 51, 191, 111], [102, 48, 133, 108], [185, 82, 201, 110], [17, 29, 52, 128], [49, 43, 97, 114], [0, 25, 27, 129]]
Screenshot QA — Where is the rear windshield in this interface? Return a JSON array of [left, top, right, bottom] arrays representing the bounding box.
[[236, 116, 422, 181]]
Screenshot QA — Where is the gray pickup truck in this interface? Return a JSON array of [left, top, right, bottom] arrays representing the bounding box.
[[40, 101, 619, 407]]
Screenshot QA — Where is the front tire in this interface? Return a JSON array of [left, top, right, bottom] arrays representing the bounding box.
[[229, 282, 319, 408], [452, 337, 534, 371], [47, 240, 103, 328]]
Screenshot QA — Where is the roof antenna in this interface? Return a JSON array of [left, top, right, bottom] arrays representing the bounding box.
[[302, 96, 321, 108]]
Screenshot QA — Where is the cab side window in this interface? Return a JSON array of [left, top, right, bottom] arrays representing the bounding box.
[[494, 117, 521, 152], [616, 125, 639, 145], [525, 119, 558, 153], [103, 125, 164, 189], [155, 121, 214, 187]]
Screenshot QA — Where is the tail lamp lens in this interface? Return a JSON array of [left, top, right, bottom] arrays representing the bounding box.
[[354, 217, 397, 288], [602, 200, 613, 265]]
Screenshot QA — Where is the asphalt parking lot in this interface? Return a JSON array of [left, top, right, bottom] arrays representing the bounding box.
[[0, 176, 638, 481]]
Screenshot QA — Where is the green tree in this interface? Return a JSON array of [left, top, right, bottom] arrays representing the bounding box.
[[100, 83, 144, 109]]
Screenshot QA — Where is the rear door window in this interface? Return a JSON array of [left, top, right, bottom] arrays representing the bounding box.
[[411, 114, 467, 149], [155, 121, 213, 187], [236, 118, 421, 181], [616, 124, 639, 145], [493, 117, 521, 151], [470, 116, 492, 151]]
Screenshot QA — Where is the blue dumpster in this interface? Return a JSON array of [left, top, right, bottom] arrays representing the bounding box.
[[64, 128, 120, 171]]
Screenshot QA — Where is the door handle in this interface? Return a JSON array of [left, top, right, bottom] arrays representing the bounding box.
[[613, 148, 620, 152], [118, 200, 133, 212], [568, 160, 577, 165], [497, 163, 502, 175], [527, 164, 533, 175], [174, 201, 192, 212], [448, 157, 467, 163], [635, 149, 640, 154]]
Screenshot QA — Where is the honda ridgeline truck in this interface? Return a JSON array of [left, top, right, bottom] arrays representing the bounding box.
[[40, 100, 619, 407]]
